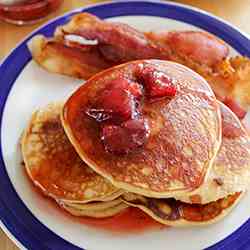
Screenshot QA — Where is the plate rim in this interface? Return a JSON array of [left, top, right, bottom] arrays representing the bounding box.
[[1, 1, 250, 249]]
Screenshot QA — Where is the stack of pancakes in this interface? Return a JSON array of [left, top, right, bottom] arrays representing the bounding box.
[[21, 60, 250, 226]]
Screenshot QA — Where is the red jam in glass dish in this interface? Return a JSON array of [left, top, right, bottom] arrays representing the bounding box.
[[0, 0, 63, 25]]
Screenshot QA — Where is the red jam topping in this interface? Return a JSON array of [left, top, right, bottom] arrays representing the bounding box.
[[86, 79, 142, 123], [223, 97, 247, 120], [105, 78, 143, 100], [139, 67, 177, 99], [101, 119, 149, 155], [87, 88, 135, 123], [117, 78, 143, 99], [86, 66, 177, 155]]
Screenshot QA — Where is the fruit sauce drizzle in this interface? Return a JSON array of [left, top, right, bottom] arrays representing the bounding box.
[[86, 64, 177, 155]]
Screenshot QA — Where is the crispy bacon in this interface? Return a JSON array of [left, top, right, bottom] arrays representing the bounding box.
[[146, 32, 250, 109], [55, 13, 166, 63], [30, 13, 229, 77], [28, 35, 112, 79], [29, 13, 250, 110], [198, 57, 250, 110], [146, 31, 229, 68]]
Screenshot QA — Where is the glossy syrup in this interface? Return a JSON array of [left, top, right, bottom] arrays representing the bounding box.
[[76, 207, 165, 234], [24, 167, 165, 234]]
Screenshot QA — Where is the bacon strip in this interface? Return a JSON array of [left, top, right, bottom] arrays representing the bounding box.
[[29, 13, 250, 111], [30, 13, 229, 77], [55, 13, 166, 64], [146, 30, 229, 68], [28, 35, 112, 79]]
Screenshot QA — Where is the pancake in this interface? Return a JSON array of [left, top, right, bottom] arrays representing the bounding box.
[[175, 102, 250, 204], [61, 200, 128, 218], [58, 198, 129, 218], [62, 60, 221, 198], [21, 102, 122, 203], [61, 197, 123, 211], [122, 192, 242, 226]]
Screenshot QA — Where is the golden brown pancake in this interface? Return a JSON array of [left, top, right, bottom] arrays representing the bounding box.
[[61, 197, 123, 210], [61, 202, 128, 218], [59, 198, 129, 218], [62, 60, 221, 198], [122, 192, 242, 226], [176, 102, 250, 204], [21, 102, 122, 203]]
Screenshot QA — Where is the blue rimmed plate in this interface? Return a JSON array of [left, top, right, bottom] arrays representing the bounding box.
[[0, 1, 250, 249]]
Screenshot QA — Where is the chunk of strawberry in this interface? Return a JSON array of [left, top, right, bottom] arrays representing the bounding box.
[[223, 97, 247, 120], [86, 78, 143, 123], [101, 119, 149, 155], [128, 81, 143, 99], [86, 87, 135, 123], [107, 78, 143, 99], [139, 67, 176, 99]]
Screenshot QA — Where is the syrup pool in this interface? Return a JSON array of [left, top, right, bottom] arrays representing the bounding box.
[[24, 165, 165, 234]]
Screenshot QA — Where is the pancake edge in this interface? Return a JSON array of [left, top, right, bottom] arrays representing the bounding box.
[[122, 192, 244, 227], [21, 102, 122, 204]]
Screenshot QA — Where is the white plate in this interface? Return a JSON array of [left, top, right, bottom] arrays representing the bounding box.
[[0, 1, 250, 250]]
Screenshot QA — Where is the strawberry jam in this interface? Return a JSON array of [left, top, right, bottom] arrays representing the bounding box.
[[86, 78, 142, 124], [138, 66, 177, 99], [111, 78, 143, 99], [86, 64, 177, 155], [87, 88, 136, 123], [101, 119, 149, 155]]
